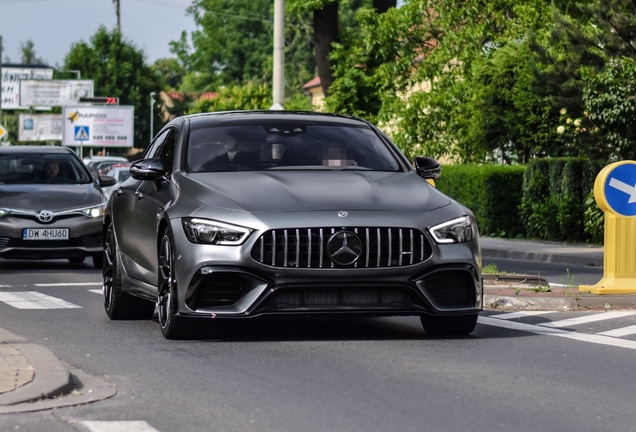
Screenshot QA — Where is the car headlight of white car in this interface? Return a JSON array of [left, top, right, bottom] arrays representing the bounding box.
[[428, 216, 476, 244], [0, 208, 10, 218], [182, 218, 253, 245]]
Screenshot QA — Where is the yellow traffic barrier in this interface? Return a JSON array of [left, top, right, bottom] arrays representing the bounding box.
[[579, 160, 636, 294]]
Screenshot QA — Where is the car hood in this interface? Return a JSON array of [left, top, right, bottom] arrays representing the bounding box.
[[179, 171, 451, 213], [0, 183, 104, 211]]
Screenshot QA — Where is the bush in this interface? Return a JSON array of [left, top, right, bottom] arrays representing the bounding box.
[[436, 165, 526, 237], [520, 158, 601, 242]]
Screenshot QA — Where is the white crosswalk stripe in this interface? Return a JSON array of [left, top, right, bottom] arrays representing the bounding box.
[[479, 316, 636, 351], [598, 324, 636, 338], [35, 282, 102, 287], [81, 420, 160, 432], [0, 291, 81, 309], [89, 289, 103, 295], [538, 311, 636, 328]]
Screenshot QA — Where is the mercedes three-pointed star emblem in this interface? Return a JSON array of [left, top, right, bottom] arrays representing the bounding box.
[[327, 230, 363, 266]]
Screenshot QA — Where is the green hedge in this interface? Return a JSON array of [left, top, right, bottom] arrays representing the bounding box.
[[435, 165, 526, 237], [519, 158, 601, 242]]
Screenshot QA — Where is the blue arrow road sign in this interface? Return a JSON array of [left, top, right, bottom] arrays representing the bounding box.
[[604, 163, 636, 217], [74, 126, 89, 142]]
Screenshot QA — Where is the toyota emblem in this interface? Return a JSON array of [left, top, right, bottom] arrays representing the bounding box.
[[36, 210, 54, 223], [327, 230, 363, 266], [338, 211, 348, 218]]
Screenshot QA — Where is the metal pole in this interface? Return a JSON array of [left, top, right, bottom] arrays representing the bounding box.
[[113, 0, 121, 32], [149, 92, 155, 144], [272, 0, 285, 108]]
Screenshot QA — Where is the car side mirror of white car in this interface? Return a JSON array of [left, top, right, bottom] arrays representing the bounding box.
[[98, 175, 117, 187]]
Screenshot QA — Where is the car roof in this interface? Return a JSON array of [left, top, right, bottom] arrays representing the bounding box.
[[0, 146, 75, 154], [186, 110, 371, 128]]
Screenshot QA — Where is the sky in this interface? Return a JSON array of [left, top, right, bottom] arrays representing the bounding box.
[[0, 0, 198, 67]]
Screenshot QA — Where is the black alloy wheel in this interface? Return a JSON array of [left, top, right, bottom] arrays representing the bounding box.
[[103, 223, 155, 320], [158, 227, 204, 340], [420, 313, 478, 337]]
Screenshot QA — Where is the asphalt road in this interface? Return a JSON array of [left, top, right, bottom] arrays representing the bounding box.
[[1, 259, 635, 432]]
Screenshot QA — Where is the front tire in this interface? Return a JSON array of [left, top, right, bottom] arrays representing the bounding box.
[[157, 227, 204, 340], [420, 314, 478, 337], [103, 223, 155, 320], [92, 253, 103, 269]]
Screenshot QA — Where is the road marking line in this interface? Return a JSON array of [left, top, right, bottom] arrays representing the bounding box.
[[492, 311, 552, 320], [34, 282, 102, 287], [479, 316, 636, 351], [0, 292, 81, 309], [538, 311, 636, 328], [598, 324, 636, 337], [88, 289, 103, 294], [81, 421, 160, 432]]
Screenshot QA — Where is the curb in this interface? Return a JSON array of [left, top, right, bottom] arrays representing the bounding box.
[[484, 292, 636, 311], [0, 327, 73, 407], [482, 247, 603, 268]]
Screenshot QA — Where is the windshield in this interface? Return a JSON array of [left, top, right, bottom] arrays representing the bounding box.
[[187, 121, 402, 173], [0, 152, 94, 184]]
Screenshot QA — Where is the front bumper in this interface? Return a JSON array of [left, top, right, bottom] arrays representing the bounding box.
[[0, 215, 103, 260], [168, 219, 483, 319]]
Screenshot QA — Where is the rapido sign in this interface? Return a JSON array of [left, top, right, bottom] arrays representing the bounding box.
[[62, 106, 134, 147]]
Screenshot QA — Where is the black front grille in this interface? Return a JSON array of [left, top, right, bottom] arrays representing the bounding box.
[[423, 271, 476, 306], [251, 227, 432, 268], [189, 273, 245, 309], [0, 235, 101, 249], [272, 286, 411, 308]]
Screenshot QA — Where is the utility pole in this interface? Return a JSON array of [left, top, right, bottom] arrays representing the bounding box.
[[271, 0, 284, 109], [149, 92, 155, 144], [113, 0, 121, 32]]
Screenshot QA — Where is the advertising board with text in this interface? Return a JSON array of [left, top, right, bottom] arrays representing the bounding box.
[[1, 66, 54, 109], [18, 114, 63, 141], [19, 80, 94, 107], [62, 106, 134, 147]]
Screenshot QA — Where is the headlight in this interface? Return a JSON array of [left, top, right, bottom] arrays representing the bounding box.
[[182, 218, 252, 245], [429, 216, 475, 244], [0, 208, 10, 218], [80, 204, 106, 218]]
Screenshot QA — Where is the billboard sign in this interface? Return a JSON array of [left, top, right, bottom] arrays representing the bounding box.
[[19, 80, 94, 107], [62, 106, 134, 148], [1, 66, 54, 109], [18, 114, 64, 141]]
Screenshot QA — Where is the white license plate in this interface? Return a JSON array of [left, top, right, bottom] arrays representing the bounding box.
[[22, 228, 69, 240]]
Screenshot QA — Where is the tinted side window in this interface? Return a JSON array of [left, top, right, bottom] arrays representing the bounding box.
[[145, 129, 170, 159], [157, 129, 176, 175]]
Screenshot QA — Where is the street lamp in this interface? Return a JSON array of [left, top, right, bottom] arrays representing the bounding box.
[[150, 92, 156, 144]]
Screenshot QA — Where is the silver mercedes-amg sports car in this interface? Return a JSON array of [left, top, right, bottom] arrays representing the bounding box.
[[103, 111, 482, 339]]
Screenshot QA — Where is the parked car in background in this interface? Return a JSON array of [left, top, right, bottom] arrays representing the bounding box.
[[101, 163, 131, 200], [0, 146, 116, 267], [83, 156, 129, 179], [104, 111, 482, 339]]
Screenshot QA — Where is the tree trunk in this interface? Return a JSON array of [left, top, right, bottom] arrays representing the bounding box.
[[313, 2, 338, 97], [372, 0, 396, 14]]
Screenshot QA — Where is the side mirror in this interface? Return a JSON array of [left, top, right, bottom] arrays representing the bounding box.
[[130, 158, 165, 181], [98, 175, 117, 187], [413, 157, 441, 180]]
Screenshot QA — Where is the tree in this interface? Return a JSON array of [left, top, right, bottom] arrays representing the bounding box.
[[193, 82, 311, 113], [20, 40, 45, 64], [64, 26, 163, 149], [327, 0, 577, 161]]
